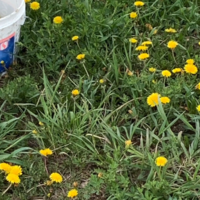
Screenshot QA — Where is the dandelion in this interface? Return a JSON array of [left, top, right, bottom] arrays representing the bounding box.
[[195, 83, 200, 90], [136, 45, 148, 51], [197, 105, 200, 112], [50, 172, 63, 183], [30, 2, 40, 10], [72, 89, 80, 96], [152, 80, 156, 84], [155, 156, 168, 167], [172, 68, 182, 73], [149, 67, 156, 73], [147, 93, 161, 107], [76, 54, 85, 60], [130, 12, 137, 19], [39, 148, 53, 157], [129, 38, 138, 44], [32, 130, 38, 134], [0, 163, 12, 174], [167, 40, 178, 49], [138, 53, 150, 60], [53, 16, 63, 24], [184, 64, 198, 74], [162, 70, 171, 77], [6, 174, 20, 184], [186, 59, 195, 64], [99, 79, 104, 84], [125, 140, 132, 147], [153, 29, 158, 34], [72, 36, 79, 41], [165, 28, 177, 33], [67, 189, 78, 198], [39, 121, 44, 126], [25, 0, 31, 3], [142, 41, 152, 46], [0, 60, 4, 64], [9, 166, 22, 176], [198, 42, 200, 46], [160, 97, 170, 104], [134, 1, 145, 7]]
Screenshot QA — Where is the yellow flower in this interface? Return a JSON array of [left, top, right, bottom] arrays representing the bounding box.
[[147, 93, 161, 107], [138, 53, 150, 60], [142, 41, 152, 46], [39, 121, 44, 126], [129, 38, 138, 44], [152, 80, 156, 84], [99, 79, 104, 84], [199, 42, 200, 46], [160, 97, 170, 104], [9, 166, 22, 176], [25, 0, 31, 2], [195, 83, 200, 90], [186, 59, 195, 64], [149, 67, 156, 73], [155, 156, 168, 167], [130, 12, 137, 19], [153, 29, 158, 34], [53, 16, 63, 24], [197, 105, 200, 112], [50, 172, 63, 183], [30, 2, 40, 10], [134, 1, 145, 7], [32, 130, 38, 134], [136, 45, 148, 51], [184, 64, 198, 74], [39, 148, 53, 157], [165, 28, 177, 33], [72, 36, 79, 41], [172, 68, 182, 73], [72, 89, 80, 96], [0, 163, 12, 174], [67, 189, 78, 198], [125, 140, 132, 147], [162, 70, 171, 77], [76, 54, 85, 60], [167, 40, 178, 49], [0, 60, 4, 64], [6, 174, 20, 184]]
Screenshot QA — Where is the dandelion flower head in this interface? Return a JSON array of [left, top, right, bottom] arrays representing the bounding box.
[[172, 68, 182, 73], [130, 12, 137, 19], [162, 70, 171, 77], [50, 172, 63, 183], [142, 41, 152, 46], [30, 2, 40, 10], [72, 89, 80, 96], [129, 38, 138, 44], [160, 97, 170, 104], [138, 53, 150, 60], [186, 59, 195, 64], [165, 28, 177, 33], [167, 40, 178, 49], [9, 165, 22, 176], [67, 189, 78, 198], [184, 64, 198, 74], [6, 174, 20, 184], [136, 45, 148, 51], [39, 148, 53, 157], [197, 105, 200, 112], [0, 163, 12, 174], [76, 54, 85, 60], [53, 16, 63, 24], [149, 67, 156, 73], [72, 36, 79, 41], [147, 93, 161, 107], [134, 1, 145, 7], [155, 156, 168, 167]]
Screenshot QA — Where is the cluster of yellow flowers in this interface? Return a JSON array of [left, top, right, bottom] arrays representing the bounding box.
[[0, 163, 22, 184], [147, 93, 170, 107]]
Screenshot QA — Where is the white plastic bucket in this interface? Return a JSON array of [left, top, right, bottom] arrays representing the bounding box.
[[0, 0, 25, 73]]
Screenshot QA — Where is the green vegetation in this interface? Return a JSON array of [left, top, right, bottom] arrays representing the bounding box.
[[1, 0, 200, 199]]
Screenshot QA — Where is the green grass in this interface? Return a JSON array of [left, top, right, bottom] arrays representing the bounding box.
[[1, 0, 200, 199]]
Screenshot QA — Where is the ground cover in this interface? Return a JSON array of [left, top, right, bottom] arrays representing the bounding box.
[[0, 0, 200, 199]]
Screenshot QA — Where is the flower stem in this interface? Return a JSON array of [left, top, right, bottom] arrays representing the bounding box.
[[82, 63, 90, 79], [2, 183, 12, 195]]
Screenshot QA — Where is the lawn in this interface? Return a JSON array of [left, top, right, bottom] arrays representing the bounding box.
[[1, 0, 200, 199]]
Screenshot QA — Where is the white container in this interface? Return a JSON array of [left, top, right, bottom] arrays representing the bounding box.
[[0, 0, 25, 73]]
